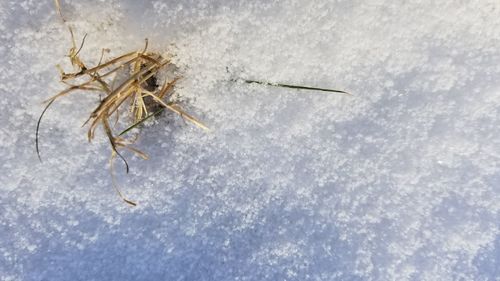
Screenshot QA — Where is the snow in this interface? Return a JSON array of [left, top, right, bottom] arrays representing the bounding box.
[[1, 0, 500, 280]]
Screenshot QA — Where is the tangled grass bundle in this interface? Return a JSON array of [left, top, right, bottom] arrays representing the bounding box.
[[36, 27, 208, 205]]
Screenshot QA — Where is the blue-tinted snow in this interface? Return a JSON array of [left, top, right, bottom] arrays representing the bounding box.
[[1, 0, 500, 280]]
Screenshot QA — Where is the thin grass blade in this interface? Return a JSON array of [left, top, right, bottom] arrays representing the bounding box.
[[119, 108, 165, 136], [239, 78, 351, 95], [35, 99, 56, 162]]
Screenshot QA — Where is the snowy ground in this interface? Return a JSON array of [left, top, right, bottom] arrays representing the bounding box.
[[1, 0, 500, 280]]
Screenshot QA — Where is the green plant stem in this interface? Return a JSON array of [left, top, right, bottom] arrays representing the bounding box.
[[237, 78, 351, 95], [118, 108, 165, 136]]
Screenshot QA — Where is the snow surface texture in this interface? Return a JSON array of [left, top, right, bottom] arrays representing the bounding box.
[[1, 0, 500, 280]]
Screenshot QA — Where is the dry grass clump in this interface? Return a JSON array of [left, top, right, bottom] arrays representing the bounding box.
[[36, 24, 207, 205]]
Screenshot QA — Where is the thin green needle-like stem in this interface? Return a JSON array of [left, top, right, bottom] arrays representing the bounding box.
[[234, 78, 351, 95], [118, 108, 165, 136]]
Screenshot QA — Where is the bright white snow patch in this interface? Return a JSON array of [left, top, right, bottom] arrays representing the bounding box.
[[1, 0, 500, 280]]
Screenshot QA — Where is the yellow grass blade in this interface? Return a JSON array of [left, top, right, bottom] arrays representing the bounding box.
[[61, 51, 138, 80], [54, 0, 66, 22], [141, 91, 209, 131], [109, 153, 136, 206]]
